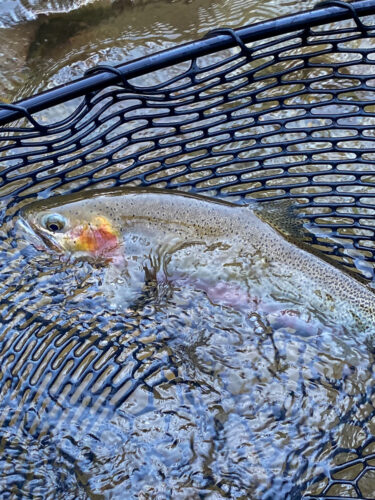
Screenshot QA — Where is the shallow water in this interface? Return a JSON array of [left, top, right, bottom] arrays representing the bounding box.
[[0, 0, 316, 101], [0, 197, 373, 499]]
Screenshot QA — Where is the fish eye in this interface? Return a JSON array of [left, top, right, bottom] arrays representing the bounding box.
[[41, 214, 67, 233]]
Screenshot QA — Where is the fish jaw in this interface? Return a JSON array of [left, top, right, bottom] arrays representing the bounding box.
[[16, 218, 63, 253]]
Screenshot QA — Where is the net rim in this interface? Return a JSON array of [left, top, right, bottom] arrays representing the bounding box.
[[0, 0, 374, 127]]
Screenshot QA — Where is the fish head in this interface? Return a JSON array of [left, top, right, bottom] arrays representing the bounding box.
[[19, 197, 121, 260]]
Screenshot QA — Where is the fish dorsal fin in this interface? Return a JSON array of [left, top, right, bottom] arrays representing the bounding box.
[[252, 198, 371, 285], [252, 198, 309, 243]]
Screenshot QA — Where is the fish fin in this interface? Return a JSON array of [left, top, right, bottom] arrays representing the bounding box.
[[252, 199, 309, 243], [252, 199, 371, 285]]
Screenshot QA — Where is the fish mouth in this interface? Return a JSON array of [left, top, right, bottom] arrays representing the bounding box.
[[16, 218, 63, 253]]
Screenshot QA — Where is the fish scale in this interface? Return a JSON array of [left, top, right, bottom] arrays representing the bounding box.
[[20, 186, 375, 335]]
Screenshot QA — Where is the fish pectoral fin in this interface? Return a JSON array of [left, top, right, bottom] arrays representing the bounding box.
[[102, 260, 148, 310]]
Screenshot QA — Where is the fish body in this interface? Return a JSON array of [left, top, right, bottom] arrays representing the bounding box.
[[19, 186, 375, 334]]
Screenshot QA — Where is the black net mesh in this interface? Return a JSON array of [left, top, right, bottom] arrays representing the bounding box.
[[1, 1, 375, 498]]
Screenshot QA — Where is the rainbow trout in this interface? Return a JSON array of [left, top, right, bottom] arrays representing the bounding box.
[[18, 186, 375, 335]]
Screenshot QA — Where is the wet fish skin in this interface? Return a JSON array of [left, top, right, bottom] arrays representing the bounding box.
[[19, 186, 375, 334]]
